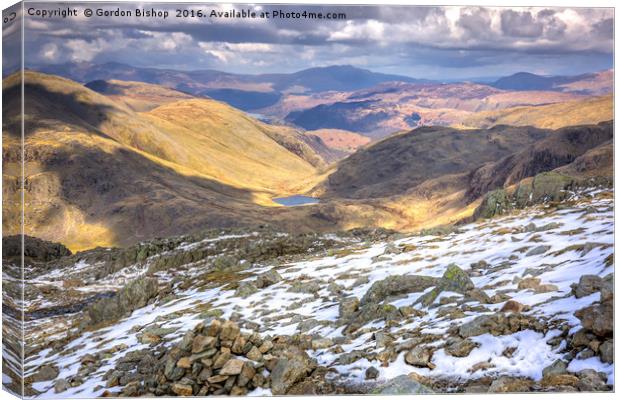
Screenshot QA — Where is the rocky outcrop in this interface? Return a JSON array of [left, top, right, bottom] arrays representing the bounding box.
[[569, 274, 613, 366], [416, 264, 490, 306], [360, 275, 438, 305], [99, 319, 316, 396], [458, 312, 544, 338], [468, 121, 613, 207], [3, 235, 72, 263], [86, 277, 159, 325]]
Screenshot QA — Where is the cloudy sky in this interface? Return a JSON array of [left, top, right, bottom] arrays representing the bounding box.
[[11, 2, 615, 79]]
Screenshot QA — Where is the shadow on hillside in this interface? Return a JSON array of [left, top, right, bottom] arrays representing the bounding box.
[[27, 139, 265, 249], [2, 76, 273, 249], [3, 79, 124, 140]]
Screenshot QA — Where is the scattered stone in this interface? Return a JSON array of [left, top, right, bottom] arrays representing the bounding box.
[[542, 360, 568, 378], [54, 379, 69, 393], [599, 340, 613, 364], [311, 338, 333, 350], [500, 300, 527, 313], [526, 245, 550, 257], [171, 383, 193, 396], [576, 369, 609, 391], [192, 335, 216, 353], [220, 359, 244, 375], [404, 347, 434, 369], [488, 376, 532, 393], [365, 367, 379, 380], [445, 338, 477, 357], [30, 364, 59, 382]]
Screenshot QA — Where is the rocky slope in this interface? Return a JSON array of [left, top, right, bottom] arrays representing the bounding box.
[[6, 186, 614, 397], [319, 125, 552, 199]]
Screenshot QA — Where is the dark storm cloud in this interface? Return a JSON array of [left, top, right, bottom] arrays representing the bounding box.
[[500, 10, 544, 37], [20, 3, 614, 78]]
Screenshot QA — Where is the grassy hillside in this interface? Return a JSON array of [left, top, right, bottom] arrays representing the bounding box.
[[458, 95, 613, 129], [2, 72, 329, 250], [305, 129, 371, 153], [85, 79, 195, 112]]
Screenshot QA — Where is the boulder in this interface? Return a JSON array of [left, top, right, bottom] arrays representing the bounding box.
[[30, 364, 59, 382], [488, 376, 532, 393], [371, 374, 434, 394], [542, 360, 568, 378], [444, 338, 477, 357], [87, 277, 159, 324], [255, 269, 283, 288], [599, 340, 613, 364], [526, 246, 550, 257], [501, 300, 527, 313], [338, 297, 360, 320], [576, 369, 610, 391], [404, 347, 434, 369], [417, 264, 478, 306], [365, 367, 379, 380], [575, 302, 613, 337], [270, 348, 314, 395], [234, 281, 258, 298], [360, 275, 438, 305], [171, 383, 193, 396], [459, 313, 542, 338], [571, 275, 603, 298]]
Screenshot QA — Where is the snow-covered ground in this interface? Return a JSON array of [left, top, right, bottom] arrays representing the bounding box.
[[11, 187, 615, 397]]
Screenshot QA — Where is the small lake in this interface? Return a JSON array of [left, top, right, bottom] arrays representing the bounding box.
[[273, 195, 320, 206]]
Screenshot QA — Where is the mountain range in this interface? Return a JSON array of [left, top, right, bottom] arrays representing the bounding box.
[[2, 69, 613, 251], [34, 62, 612, 122]]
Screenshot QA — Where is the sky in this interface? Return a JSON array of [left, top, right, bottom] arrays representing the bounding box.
[[5, 2, 615, 79]]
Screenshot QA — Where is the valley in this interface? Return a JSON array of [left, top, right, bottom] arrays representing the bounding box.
[[2, 62, 614, 397]]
